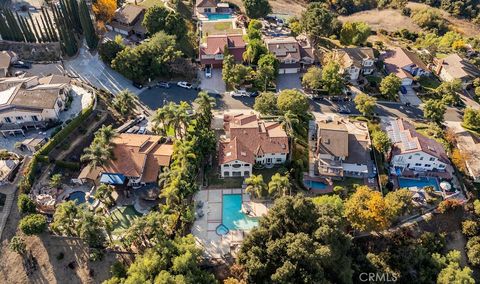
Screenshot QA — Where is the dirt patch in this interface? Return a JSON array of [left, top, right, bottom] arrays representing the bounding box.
[[338, 8, 422, 33], [0, 40, 61, 62], [227, 0, 306, 16], [407, 2, 480, 37]]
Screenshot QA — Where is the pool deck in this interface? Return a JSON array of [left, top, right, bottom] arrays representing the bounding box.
[[192, 188, 269, 260]]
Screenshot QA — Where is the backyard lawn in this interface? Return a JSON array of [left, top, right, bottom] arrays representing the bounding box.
[[418, 76, 441, 92], [202, 21, 243, 37], [110, 205, 142, 232], [139, 0, 164, 8]]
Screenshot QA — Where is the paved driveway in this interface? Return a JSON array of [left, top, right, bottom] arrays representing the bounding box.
[[198, 68, 226, 94], [276, 73, 303, 91], [64, 47, 138, 95], [398, 86, 421, 106]]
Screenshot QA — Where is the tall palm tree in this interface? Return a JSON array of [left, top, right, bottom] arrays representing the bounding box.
[[81, 142, 111, 169], [194, 91, 215, 125], [245, 174, 267, 199], [152, 107, 169, 135], [113, 89, 136, 117], [280, 110, 299, 138], [52, 201, 80, 236], [95, 125, 117, 144], [94, 184, 115, 207], [173, 101, 191, 138], [268, 173, 291, 198]]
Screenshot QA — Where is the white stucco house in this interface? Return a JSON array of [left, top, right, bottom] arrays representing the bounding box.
[[433, 54, 480, 89], [386, 119, 452, 179], [334, 47, 376, 81], [219, 113, 289, 177], [264, 36, 316, 74]]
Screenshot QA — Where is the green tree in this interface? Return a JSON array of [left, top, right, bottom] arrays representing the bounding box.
[[79, 0, 98, 49], [242, 0, 271, 19], [277, 89, 309, 116], [384, 189, 414, 217], [94, 184, 115, 207], [17, 194, 36, 214], [321, 61, 344, 95], [423, 99, 446, 124], [98, 40, 124, 65], [255, 53, 278, 90], [302, 66, 323, 90], [462, 220, 479, 237], [231, 64, 253, 88], [222, 54, 236, 89], [301, 3, 335, 43], [354, 93, 377, 117], [49, 174, 62, 189], [474, 199, 480, 215], [467, 236, 480, 266], [312, 194, 344, 216], [237, 195, 353, 284], [437, 250, 475, 283], [379, 74, 402, 100], [254, 92, 278, 115], [243, 39, 268, 65], [51, 200, 80, 236], [268, 173, 290, 198], [194, 91, 215, 127], [113, 89, 137, 117], [9, 235, 26, 255], [340, 21, 371, 45], [437, 80, 462, 106], [142, 6, 186, 36], [463, 107, 480, 130], [371, 130, 391, 155], [19, 214, 47, 235], [247, 19, 262, 40], [245, 174, 267, 198]]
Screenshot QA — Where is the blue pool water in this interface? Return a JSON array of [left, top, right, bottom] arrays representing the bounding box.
[[216, 224, 229, 235], [67, 191, 94, 205], [304, 180, 327, 190], [207, 13, 233, 21], [398, 177, 440, 191], [222, 194, 258, 231]]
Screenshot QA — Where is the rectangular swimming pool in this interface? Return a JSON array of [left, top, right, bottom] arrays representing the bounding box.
[[222, 194, 258, 231], [303, 180, 327, 190], [398, 177, 440, 191], [207, 13, 233, 21]]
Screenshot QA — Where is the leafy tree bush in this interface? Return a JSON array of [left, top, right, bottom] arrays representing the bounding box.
[[371, 130, 391, 155], [17, 194, 36, 214], [379, 74, 401, 100], [242, 0, 271, 19], [436, 250, 475, 283], [277, 89, 309, 116], [302, 66, 322, 90], [243, 39, 268, 65], [9, 235, 26, 255], [142, 6, 186, 36], [462, 220, 479, 237], [411, 8, 448, 34], [340, 21, 371, 45], [467, 236, 480, 266], [98, 40, 124, 65], [254, 92, 278, 115], [437, 199, 462, 213], [463, 108, 480, 130], [423, 99, 446, 124], [92, 0, 116, 23], [301, 3, 336, 43], [354, 93, 376, 117], [19, 214, 47, 235]]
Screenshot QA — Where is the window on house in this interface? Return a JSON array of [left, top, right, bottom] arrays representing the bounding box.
[[16, 116, 23, 121], [408, 156, 412, 159], [244, 164, 250, 167], [439, 164, 445, 168], [415, 163, 422, 166], [224, 172, 230, 177], [429, 157, 435, 161], [31, 115, 39, 121], [4, 117, 11, 123], [276, 158, 282, 162], [223, 164, 230, 168], [419, 157, 424, 160], [424, 164, 431, 167]]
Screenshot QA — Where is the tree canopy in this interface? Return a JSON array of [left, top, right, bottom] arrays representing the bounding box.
[[277, 89, 309, 116], [254, 92, 278, 115], [242, 0, 272, 19], [354, 93, 376, 117], [321, 61, 344, 95], [340, 21, 371, 45], [302, 66, 323, 90], [423, 99, 446, 124], [379, 74, 402, 100], [301, 3, 336, 43]]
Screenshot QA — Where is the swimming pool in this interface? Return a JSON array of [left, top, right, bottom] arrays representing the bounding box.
[[304, 180, 327, 190], [398, 177, 440, 191], [207, 13, 232, 21], [222, 194, 258, 231], [67, 191, 94, 205]]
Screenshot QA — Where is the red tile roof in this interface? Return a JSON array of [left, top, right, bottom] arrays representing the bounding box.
[[219, 114, 289, 164], [201, 34, 246, 55]]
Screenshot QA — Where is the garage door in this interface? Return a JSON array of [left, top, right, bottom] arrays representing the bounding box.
[[284, 68, 298, 74], [278, 69, 285, 74]]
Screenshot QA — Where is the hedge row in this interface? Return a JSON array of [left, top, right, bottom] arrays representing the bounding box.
[[19, 98, 95, 193]]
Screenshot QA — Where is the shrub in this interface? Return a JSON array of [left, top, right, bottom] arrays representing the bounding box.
[[437, 199, 462, 214], [17, 194, 36, 214], [19, 214, 47, 235], [462, 220, 479, 237]]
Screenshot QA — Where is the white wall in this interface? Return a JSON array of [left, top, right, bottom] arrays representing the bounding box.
[[255, 153, 287, 165], [221, 159, 252, 177], [0, 110, 44, 124], [392, 151, 447, 172]]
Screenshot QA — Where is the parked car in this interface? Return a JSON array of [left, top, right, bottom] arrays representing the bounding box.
[[400, 85, 407, 94], [14, 71, 26, 76], [12, 61, 31, 69], [336, 105, 351, 114], [229, 90, 250, 97], [157, 81, 170, 88], [138, 126, 147, 134], [205, 66, 212, 78], [126, 126, 140, 134], [177, 81, 192, 89], [133, 81, 143, 89]]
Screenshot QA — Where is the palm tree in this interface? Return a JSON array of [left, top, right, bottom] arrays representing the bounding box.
[[158, 167, 171, 189], [245, 174, 267, 199], [152, 107, 169, 135], [51, 201, 80, 236], [194, 91, 215, 125], [112, 89, 136, 117], [81, 142, 112, 169], [95, 125, 117, 144], [280, 110, 299, 138], [173, 101, 191, 138], [94, 184, 115, 207], [49, 173, 62, 189], [268, 173, 291, 198]]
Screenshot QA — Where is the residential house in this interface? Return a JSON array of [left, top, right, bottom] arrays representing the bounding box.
[[334, 47, 376, 81], [0, 159, 19, 185], [0, 76, 69, 135], [433, 54, 480, 88], [107, 4, 146, 38], [219, 113, 289, 177], [20, 136, 47, 153], [455, 131, 480, 183], [386, 119, 451, 178], [195, 0, 231, 17], [200, 34, 246, 68], [382, 47, 430, 86], [78, 134, 174, 187], [0, 52, 11, 77], [313, 118, 373, 179], [264, 36, 315, 74]]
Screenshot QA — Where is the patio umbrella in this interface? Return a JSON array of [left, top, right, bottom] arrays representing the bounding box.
[[440, 181, 452, 191]]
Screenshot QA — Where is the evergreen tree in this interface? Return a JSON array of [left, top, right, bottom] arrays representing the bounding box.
[[78, 0, 98, 49]]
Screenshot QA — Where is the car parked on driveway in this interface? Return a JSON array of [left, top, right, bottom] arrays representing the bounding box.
[[228, 90, 250, 97], [205, 66, 212, 78], [177, 81, 192, 89], [157, 82, 170, 88], [12, 61, 31, 69]]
